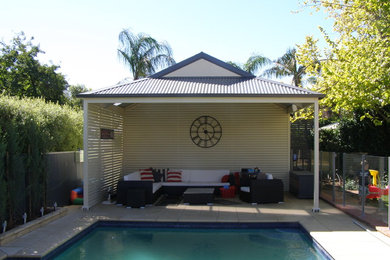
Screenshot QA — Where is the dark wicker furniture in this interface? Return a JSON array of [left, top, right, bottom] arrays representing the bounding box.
[[239, 179, 284, 204], [117, 180, 162, 205], [126, 189, 146, 208], [289, 171, 313, 199], [183, 188, 214, 205]]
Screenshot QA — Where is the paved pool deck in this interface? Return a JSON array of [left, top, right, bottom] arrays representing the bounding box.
[[1, 193, 389, 259]]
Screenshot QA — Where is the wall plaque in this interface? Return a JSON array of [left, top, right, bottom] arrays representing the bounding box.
[[100, 128, 114, 139]]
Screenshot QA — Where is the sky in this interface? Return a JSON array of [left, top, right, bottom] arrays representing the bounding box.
[[0, 0, 334, 90]]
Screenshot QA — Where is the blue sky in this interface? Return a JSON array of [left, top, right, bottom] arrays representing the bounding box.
[[0, 0, 334, 90]]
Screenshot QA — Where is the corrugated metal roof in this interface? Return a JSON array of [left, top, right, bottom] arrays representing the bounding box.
[[80, 77, 324, 98]]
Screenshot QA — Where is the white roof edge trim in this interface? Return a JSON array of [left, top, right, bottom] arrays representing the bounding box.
[[83, 96, 320, 104], [79, 78, 149, 96]]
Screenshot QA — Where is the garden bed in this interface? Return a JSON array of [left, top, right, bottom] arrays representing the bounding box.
[[0, 207, 67, 245]]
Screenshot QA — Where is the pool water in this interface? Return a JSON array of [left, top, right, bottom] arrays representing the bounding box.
[[51, 222, 330, 260]]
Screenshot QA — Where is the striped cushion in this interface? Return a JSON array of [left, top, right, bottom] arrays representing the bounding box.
[[167, 171, 182, 182], [140, 169, 154, 181]]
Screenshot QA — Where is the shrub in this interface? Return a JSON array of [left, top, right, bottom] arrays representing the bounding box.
[[303, 107, 390, 156], [344, 178, 358, 191], [0, 95, 83, 228]]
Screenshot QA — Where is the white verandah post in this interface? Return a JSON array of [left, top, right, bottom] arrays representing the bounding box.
[[82, 100, 89, 210], [388, 157, 390, 230], [313, 100, 320, 212]]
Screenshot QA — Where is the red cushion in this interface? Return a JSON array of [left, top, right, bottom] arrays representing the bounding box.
[[221, 175, 229, 182], [140, 169, 154, 181], [167, 171, 182, 182]]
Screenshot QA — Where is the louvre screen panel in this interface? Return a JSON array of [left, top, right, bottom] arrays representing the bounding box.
[[86, 104, 123, 207]]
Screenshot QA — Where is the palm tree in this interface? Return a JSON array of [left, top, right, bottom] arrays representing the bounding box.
[[262, 48, 305, 87], [118, 29, 175, 80], [243, 48, 308, 87], [225, 61, 243, 70], [226, 55, 271, 74], [243, 55, 271, 75]]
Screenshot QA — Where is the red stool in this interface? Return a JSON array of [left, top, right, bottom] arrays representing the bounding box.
[[220, 186, 236, 198]]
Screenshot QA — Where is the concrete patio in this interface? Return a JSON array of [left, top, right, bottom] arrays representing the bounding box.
[[1, 194, 390, 259]]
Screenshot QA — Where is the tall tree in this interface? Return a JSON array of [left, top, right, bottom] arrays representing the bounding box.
[[262, 48, 306, 87], [243, 54, 271, 75], [227, 55, 271, 75], [0, 132, 6, 224], [298, 0, 390, 124], [0, 33, 68, 104], [231, 50, 307, 87], [118, 29, 175, 80], [66, 84, 90, 109], [225, 61, 243, 70]]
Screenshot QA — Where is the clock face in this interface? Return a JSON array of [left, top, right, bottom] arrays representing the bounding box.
[[190, 115, 222, 148]]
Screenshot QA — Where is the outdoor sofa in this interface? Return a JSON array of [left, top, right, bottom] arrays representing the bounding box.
[[116, 169, 230, 206]]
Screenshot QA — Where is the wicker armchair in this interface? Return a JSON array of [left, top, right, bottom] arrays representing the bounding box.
[[239, 179, 284, 204]]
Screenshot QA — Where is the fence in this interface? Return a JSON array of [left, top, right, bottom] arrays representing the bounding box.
[[46, 151, 83, 207], [294, 150, 389, 228]]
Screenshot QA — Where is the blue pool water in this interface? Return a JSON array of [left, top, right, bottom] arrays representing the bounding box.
[[50, 222, 331, 260]]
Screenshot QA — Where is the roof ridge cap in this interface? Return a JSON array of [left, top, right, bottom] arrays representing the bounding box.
[[159, 76, 254, 79]]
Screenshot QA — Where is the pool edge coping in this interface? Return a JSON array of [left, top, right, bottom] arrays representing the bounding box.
[[29, 220, 334, 260], [0, 208, 68, 247]]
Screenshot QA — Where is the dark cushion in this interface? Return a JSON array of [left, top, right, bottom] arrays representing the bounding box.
[[153, 170, 162, 182], [240, 172, 250, 186], [228, 174, 236, 185]]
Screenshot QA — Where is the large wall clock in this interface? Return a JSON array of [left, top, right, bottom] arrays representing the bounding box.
[[190, 115, 222, 148]]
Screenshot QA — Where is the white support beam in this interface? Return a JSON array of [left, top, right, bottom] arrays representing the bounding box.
[[313, 100, 320, 212], [82, 100, 89, 210]]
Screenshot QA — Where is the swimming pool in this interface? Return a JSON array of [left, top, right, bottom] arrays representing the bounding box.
[[46, 222, 332, 260]]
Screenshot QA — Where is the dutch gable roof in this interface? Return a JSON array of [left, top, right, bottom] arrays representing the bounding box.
[[150, 52, 254, 78], [79, 52, 325, 98]]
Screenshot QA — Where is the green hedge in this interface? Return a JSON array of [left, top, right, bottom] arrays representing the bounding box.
[[0, 95, 83, 227], [319, 110, 390, 156]]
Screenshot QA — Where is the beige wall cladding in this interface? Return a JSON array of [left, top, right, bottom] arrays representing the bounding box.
[[163, 59, 240, 77], [87, 104, 124, 206], [123, 103, 290, 188]]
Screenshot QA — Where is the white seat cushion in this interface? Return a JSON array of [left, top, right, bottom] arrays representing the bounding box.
[[240, 186, 250, 193], [153, 183, 162, 193], [162, 182, 229, 187], [162, 182, 190, 187], [187, 182, 230, 186], [124, 171, 140, 180], [188, 169, 230, 182]]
